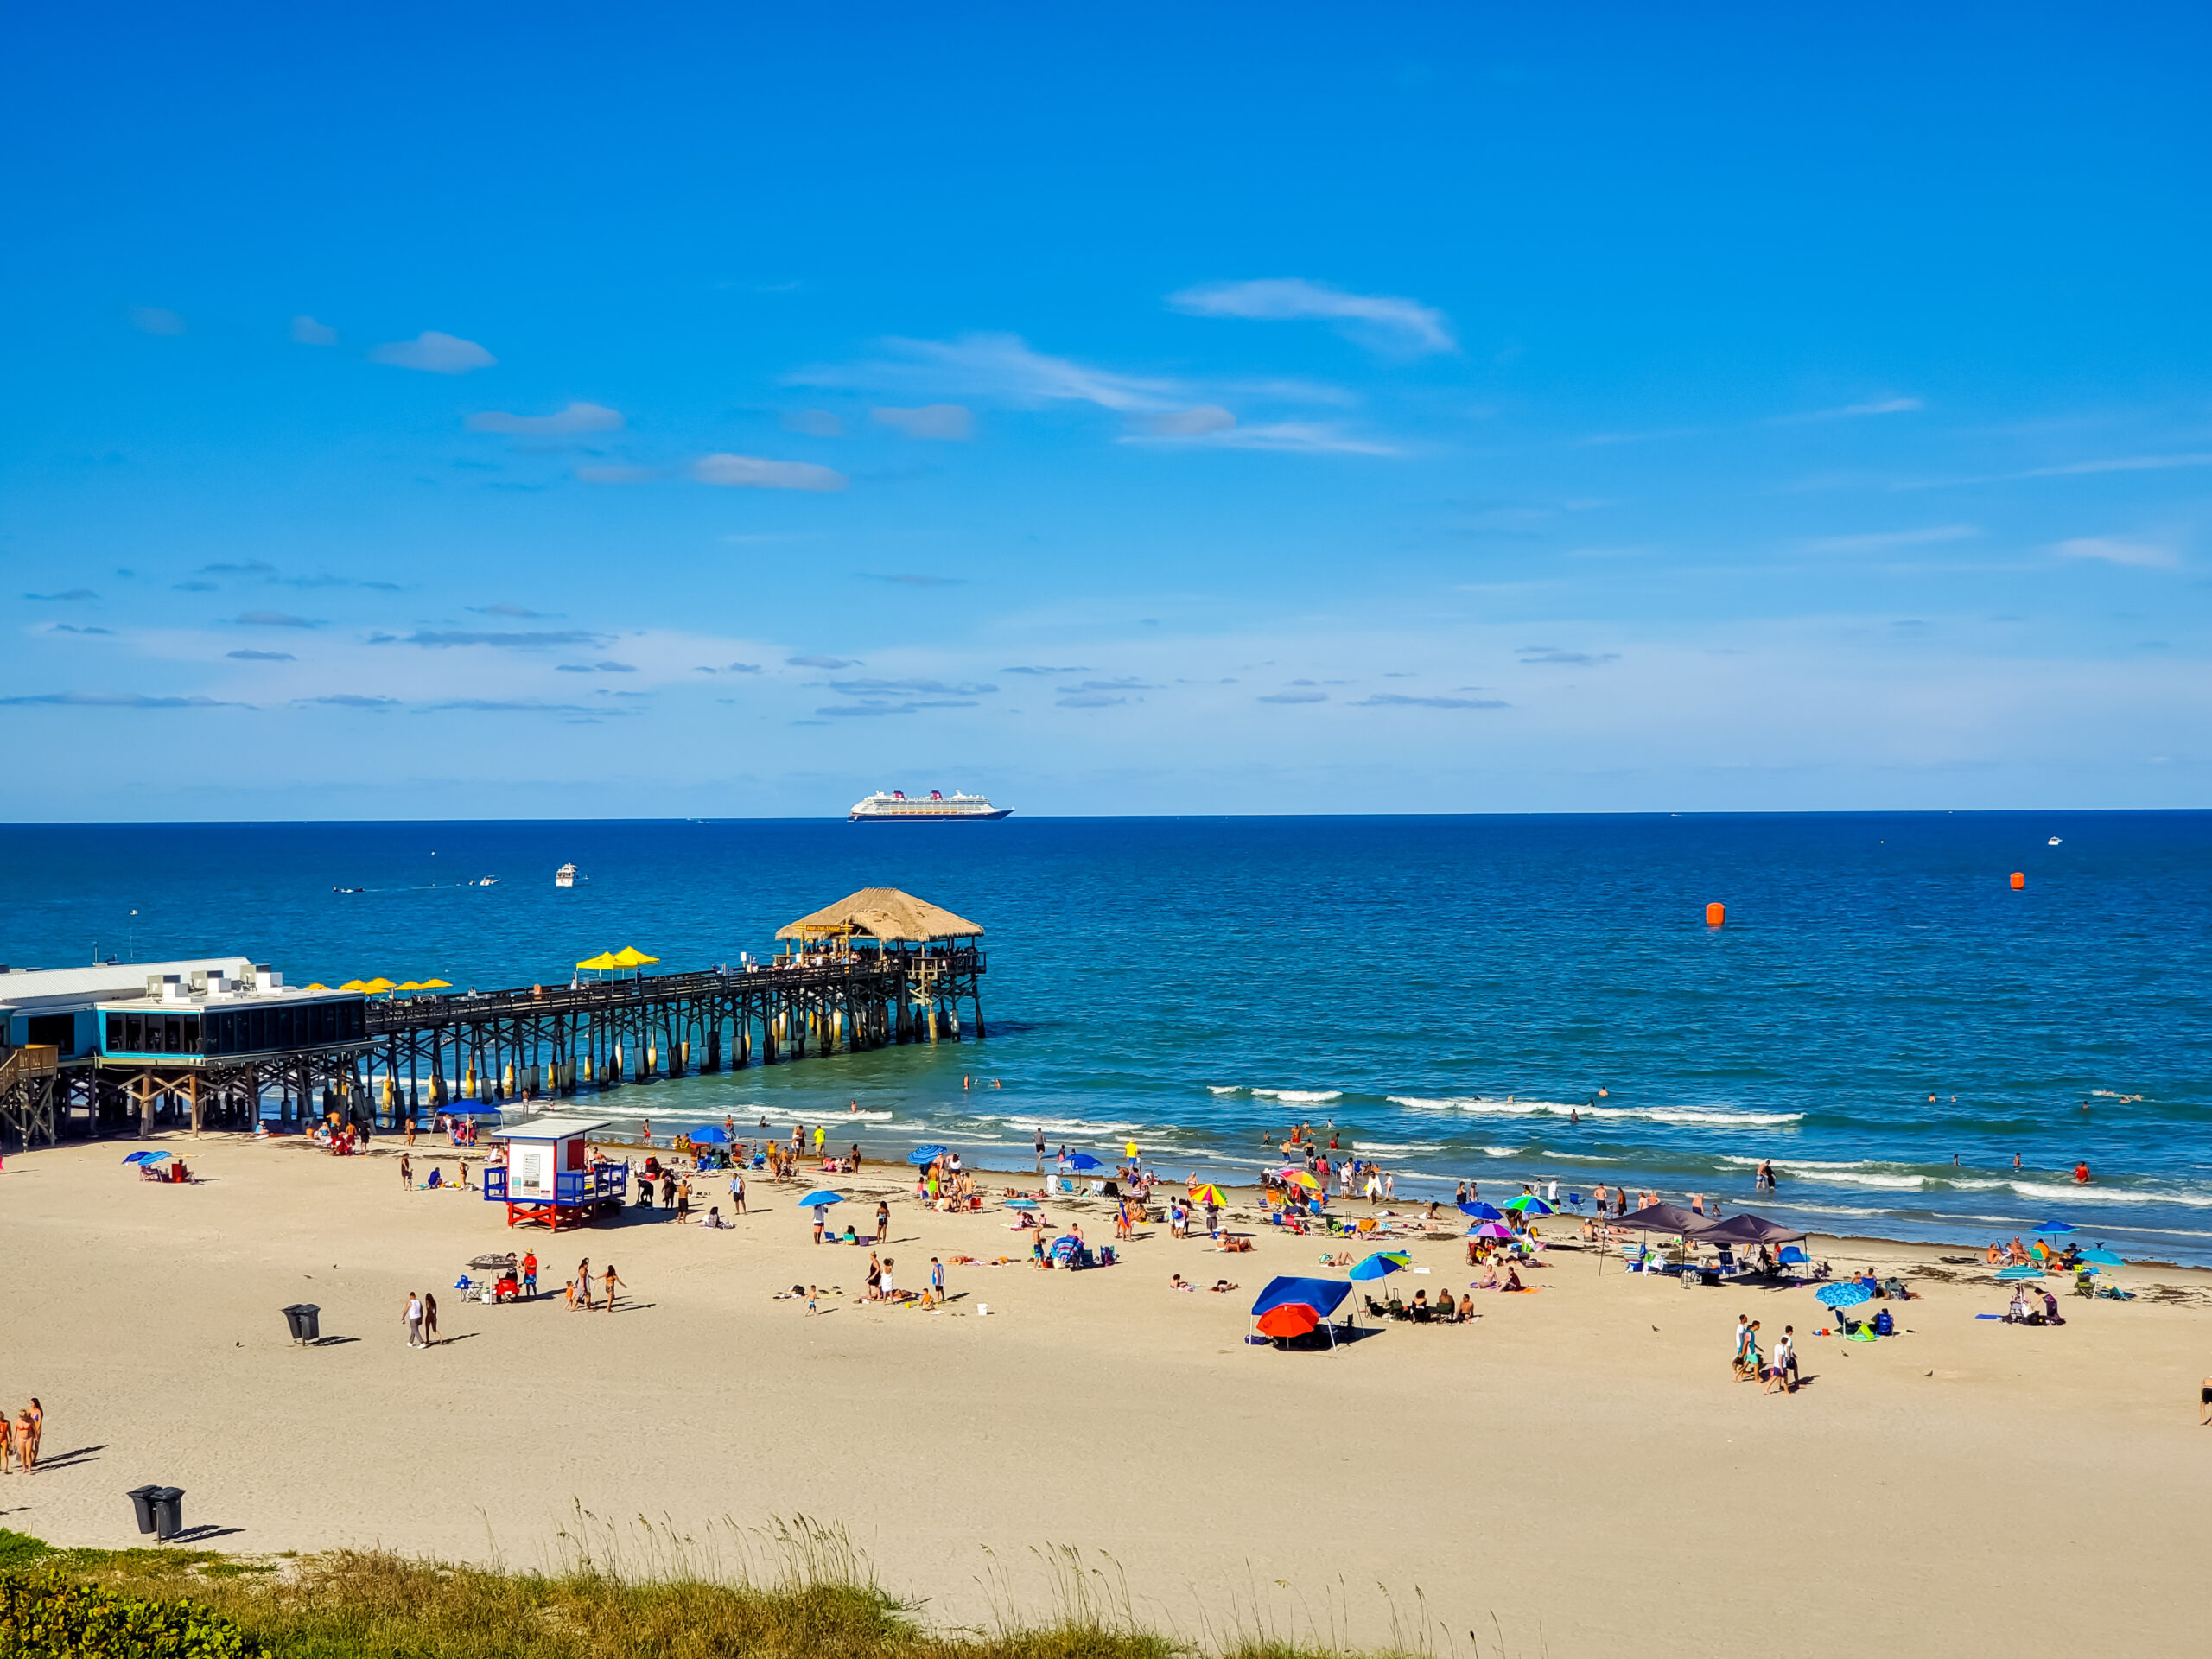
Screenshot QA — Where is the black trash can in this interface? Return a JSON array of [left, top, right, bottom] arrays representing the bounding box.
[[126, 1484, 161, 1535], [282, 1303, 321, 1344], [149, 1487, 185, 1541]]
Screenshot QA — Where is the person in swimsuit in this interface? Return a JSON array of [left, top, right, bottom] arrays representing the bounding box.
[[0, 1413, 13, 1474], [577, 1259, 592, 1309], [865, 1252, 883, 1300], [24, 1401, 40, 1466], [875, 1201, 890, 1243], [601, 1263, 625, 1312], [423, 1292, 439, 1344]]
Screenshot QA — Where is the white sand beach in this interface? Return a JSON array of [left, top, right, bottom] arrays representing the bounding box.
[[3, 1135, 2209, 1656]]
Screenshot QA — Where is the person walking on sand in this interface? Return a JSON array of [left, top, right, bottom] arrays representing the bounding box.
[[0, 1412, 13, 1475], [422, 1291, 440, 1345], [601, 1263, 625, 1313], [729, 1169, 747, 1213], [24, 1401, 40, 1468], [1034, 1128, 1046, 1173], [875, 1200, 890, 1243], [576, 1259, 592, 1310], [399, 1153, 412, 1190], [404, 1291, 425, 1349]]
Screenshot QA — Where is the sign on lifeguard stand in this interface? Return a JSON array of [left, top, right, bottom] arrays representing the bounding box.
[[482, 1117, 626, 1230]]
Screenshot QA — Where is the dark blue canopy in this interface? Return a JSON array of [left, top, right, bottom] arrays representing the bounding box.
[[1459, 1201, 1504, 1220], [1064, 1152, 1106, 1173], [685, 1125, 731, 1144], [1249, 1275, 1352, 1319]]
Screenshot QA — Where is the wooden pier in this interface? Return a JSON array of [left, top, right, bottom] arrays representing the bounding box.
[[32, 887, 987, 1140]]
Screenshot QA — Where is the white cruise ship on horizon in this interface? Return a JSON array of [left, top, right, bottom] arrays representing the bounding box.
[[848, 788, 1012, 823]]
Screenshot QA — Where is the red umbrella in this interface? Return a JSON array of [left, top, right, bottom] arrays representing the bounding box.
[[1255, 1304, 1321, 1339]]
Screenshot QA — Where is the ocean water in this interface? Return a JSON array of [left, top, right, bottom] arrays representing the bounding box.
[[4, 812, 2209, 1262]]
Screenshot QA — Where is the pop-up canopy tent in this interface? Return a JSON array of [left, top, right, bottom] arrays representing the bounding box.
[[1606, 1202, 1707, 1236], [1691, 1211, 1806, 1247], [1249, 1275, 1353, 1349]]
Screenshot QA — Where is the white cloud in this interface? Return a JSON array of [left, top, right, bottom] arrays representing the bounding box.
[[871, 404, 975, 440], [1123, 419, 1398, 456], [792, 332, 1180, 413], [130, 306, 187, 336], [693, 454, 848, 493], [1774, 397, 1923, 423], [290, 315, 338, 346], [466, 402, 623, 435], [1798, 524, 1980, 555], [1142, 405, 1236, 437], [2053, 536, 2180, 569], [368, 331, 497, 374], [1168, 278, 1455, 355]]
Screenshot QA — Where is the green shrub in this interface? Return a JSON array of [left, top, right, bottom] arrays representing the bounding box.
[[0, 1567, 264, 1658], [0, 1537, 50, 1573]]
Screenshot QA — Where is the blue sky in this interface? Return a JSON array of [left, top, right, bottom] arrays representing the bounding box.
[[4, 3, 2209, 818]]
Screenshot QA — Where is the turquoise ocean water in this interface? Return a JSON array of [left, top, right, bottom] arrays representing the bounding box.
[[3, 812, 2207, 1262]]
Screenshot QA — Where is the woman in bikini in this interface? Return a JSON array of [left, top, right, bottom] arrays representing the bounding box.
[[865, 1252, 883, 1300], [24, 1401, 40, 1467], [0, 1412, 13, 1474], [13, 1409, 33, 1472]]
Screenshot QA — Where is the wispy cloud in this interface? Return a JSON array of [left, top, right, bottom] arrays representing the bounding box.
[[290, 315, 338, 346], [296, 694, 398, 709], [1797, 524, 1981, 555], [368, 331, 497, 374], [1169, 278, 1456, 355], [0, 690, 245, 709], [23, 588, 97, 601], [2053, 536, 2181, 569], [467, 402, 623, 436], [871, 404, 975, 440], [381, 629, 605, 648], [1352, 692, 1508, 709], [823, 677, 995, 697], [1123, 419, 1399, 456], [692, 454, 848, 492], [1772, 396, 1923, 423], [1517, 646, 1620, 665], [197, 561, 276, 576], [1055, 692, 1126, 709], [1141, 405, 1237, 437], [469, 603, 555, 619], [817, 698, 979, 717], [419, 699, 622, 715], [129, 306, 186, 336], [783, 409, 844, 437], [1001, 665, 1089, 675], [48, 623, 113, 635], [234, 611, 320, 629], [556, 661, 638, 673], [1894, 451, 2212, 491], [788, 654, 860, 669], [226, 649, 296, 661], [793, 333, 1179, 413], [1258, 689, 1328, 703]]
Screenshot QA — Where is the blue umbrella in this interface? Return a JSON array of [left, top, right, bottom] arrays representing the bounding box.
[[908, 1145, 950, 1166], [122, 1151, 150, 1164], [2033, 1219, 2077, 1235], [137, 1149, 172, 1163], [1994, 1263, 2044, 1281], [1002, 1198, 1039, 1210], [1459, 1201, 1504, 1220], [1346, 1251, 1411, 1281], [2076, 1249, 2124, 1267], [1064, 1152, 1107, 1173], [797, 1189, 845, 1209], [685, 1124, 731, 1144], [1815, 1281, 1872, 1308]]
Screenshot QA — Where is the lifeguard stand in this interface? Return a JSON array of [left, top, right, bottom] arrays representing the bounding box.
[[482, 1116, 626, 1230]]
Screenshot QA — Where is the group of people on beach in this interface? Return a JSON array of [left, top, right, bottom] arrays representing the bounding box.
[[1733, 1316, 1798, 1394], [0, 1401, 43, 1472]]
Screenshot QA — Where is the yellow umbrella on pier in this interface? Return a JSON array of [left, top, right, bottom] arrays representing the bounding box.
[[361, 976, 397, 994], [395, 981, 424, 991], [304, 982, 330, 990], [338, 979, 369, 991], [418, 978, 453, 989]]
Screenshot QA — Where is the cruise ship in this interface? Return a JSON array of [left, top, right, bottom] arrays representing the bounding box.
[[848, 788, 1012, 823]]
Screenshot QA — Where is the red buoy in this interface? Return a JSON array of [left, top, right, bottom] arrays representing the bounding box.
[[1705, 901, 1726, 927], [2010, 872, 2025, 890]]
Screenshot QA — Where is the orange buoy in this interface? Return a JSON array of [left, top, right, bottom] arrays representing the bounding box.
[[2010, 872, 2025, 890], [1705, 901, 1726, 927]]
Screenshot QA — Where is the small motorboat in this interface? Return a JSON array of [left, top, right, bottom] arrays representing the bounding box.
[[2047, 836, 2062, 846], [555, 862, 579, 887], [476, 876, 501, 887]]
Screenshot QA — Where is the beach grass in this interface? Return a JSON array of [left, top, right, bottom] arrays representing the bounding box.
[[0, 1527, 1272, 1659]]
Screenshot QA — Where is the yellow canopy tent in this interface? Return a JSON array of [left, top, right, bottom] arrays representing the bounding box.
[[575, 951, 622, 975], [611, 946, 659, 968]]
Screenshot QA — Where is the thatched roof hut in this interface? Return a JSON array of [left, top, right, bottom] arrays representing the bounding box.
[[775, 887, 983, 944]]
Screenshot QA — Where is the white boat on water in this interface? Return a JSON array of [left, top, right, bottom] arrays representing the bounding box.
[[555, 862, 580, 887], [848, 788, 1011, 823]]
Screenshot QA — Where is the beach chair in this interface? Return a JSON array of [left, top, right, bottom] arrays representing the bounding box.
[[1619, 1243, 1644, 1270], [1714, 1247, 1742, 1277]]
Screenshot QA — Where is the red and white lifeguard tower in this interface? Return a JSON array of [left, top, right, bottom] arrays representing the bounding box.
[[482, 1116, 627, 1230]]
